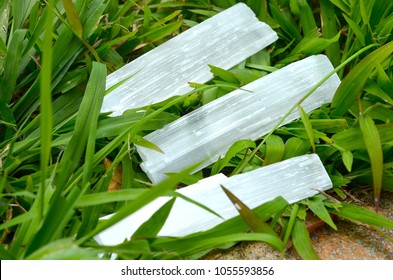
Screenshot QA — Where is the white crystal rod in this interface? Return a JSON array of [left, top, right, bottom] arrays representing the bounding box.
[[95, 154, 332, 245], [101, 3, 278, 116], [136, 55, 341, 184]]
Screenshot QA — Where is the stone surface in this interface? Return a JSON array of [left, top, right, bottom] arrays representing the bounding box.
[[137, 55, 340, 184], [203, 191, 393, 260], [101, 3, 277, 116], [95, 154, 332, 246]]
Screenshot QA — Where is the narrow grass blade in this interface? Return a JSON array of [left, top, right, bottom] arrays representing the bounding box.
[[55, 62, 106, 189], [26, 238, 100, 260], [269, 0, 302, 42], [307, 195, 337, 230], [359, 114, 383, 205], [331, 42, 393, 116], [0, 245, 15, 260], [80, 164, 201, 245], [211, 140, 255, 175], [328, 203, 393, 229], [292, 218, 319, 260], [82, 62, 107, 188], [132, 198, 176, 239], [221, 185, 278, 236], [38, 0, 54, 220], [296, 0, 318, 35], [298, 105, 315, 153], [75, 189, 147, 208], [283, 204, 299, 246], [320, 0, 341, 67], [62, 0, 83, 38]]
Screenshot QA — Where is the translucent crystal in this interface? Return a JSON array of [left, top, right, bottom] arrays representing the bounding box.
[[101, 3, 278, 116], [95, 154, 332, 245], [136, 55, 341, 184]]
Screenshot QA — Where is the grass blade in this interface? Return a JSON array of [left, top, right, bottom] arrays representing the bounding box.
[[328, 203, 393, 229], [297, 105, 315, 153], [307, 195, 337, 230], [211, 140, 255, 175], [221, 185, 278, 237], [132, 198, 176, 239], [292, 218, 319, 260], [320, 0, 341, 67], [262, 134, 285, 166], [62, 0, 83, 38], [38, 0, 54, 220], [331, 42, 393, 116], [359, 114, 383, 206]]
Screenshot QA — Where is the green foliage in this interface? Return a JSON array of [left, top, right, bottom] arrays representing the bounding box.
[[0, 0, 392, 260]]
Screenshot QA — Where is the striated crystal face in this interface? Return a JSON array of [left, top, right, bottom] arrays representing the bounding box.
[[95, 154, 332, 244], [136, 55, 341, 184], [101, 3, 278, 116]]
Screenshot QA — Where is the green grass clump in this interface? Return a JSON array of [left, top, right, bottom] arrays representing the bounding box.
[[0, 0, 393, 260]]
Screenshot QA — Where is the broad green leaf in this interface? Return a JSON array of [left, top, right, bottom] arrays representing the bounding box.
[[134, 135, 164, 154], [132, 198, 176, 239], [62, 0, 83, 38], [262, 134, 285, 166], [307, 196, 337, 230], [211, 139, 256, 175], [359, 114, 383, 205], [328, 203, 393, 229], [331, 42, 393, 116], [309, 119, 348, 130], [209, 64, 239, 84], [332, 123, 393, 150], [292, 218, 319, 260], [282, 137, 311, 159], [341, 149, 353, 172], [282, 31, 340, 64]]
